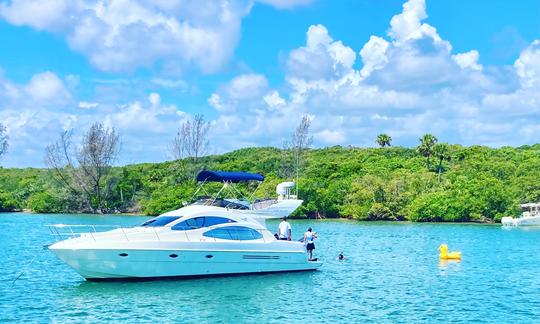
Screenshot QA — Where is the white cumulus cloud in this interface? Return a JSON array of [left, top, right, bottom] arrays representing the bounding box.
[[263, 91, 286, 108], [205, 0, 540, 152], [0, 0, 314, 74], [24, 71, 71, 104], [0, 69, 192, 167], [78, 101, 98, 109], [388, 0, 427, 42], [452, 50, 482, 71], [256, 0, 312, 9], [208, 73, 270, 113], [3, 0, 540, 166], [287, 24, 356, 82], [514, 40, 540, 88], [360, 36, 390, 77], [1, 0, 248, 73]]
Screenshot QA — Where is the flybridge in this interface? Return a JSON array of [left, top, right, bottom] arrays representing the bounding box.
[[193, 170, 266, 207], [196, 170, 265, 183], [190, 170, 301, 218]]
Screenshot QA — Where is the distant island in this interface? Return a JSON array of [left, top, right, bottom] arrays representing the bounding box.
[[0, 143, 536, 222]]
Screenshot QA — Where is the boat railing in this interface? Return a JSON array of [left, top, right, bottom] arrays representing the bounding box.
[[46, 224, 274, 243], [46, 224, 162, 243]]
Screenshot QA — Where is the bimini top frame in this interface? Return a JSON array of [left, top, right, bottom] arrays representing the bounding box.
[[192, 170, 265, 208]]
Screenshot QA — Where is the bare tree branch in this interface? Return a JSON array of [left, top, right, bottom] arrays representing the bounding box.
[[290, 115, 313, 196], [170, 114, 211, 178], [279, 139, 294, 179], [77, 123, 120, 212], [45, 130, 80, 194], [0, 123, 9, 160], [45, 123, 121, 213], [171, 124, 188, 160]]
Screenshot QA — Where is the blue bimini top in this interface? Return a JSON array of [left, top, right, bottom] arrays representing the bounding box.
[[196, 170, 265, 183]]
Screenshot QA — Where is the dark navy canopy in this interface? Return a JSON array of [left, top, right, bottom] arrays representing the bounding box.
[[196, 170, 264, 183]]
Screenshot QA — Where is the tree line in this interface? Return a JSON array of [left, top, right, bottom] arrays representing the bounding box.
[[0, 115, 312, 214], [0, 120, 536, 222]]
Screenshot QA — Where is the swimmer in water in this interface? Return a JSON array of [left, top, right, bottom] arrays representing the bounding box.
[[338, 252, 347, 261]]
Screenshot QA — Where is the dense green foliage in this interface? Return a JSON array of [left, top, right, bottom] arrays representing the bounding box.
[[1, 144, 539, 222]]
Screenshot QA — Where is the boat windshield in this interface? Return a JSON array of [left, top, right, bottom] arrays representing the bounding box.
[[171, 216, 236, 231], [140, 216, 180, 227]]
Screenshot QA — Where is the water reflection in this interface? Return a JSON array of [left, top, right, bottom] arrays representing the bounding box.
[[3, 213, 540, 323], [438, 259, 462, 271]]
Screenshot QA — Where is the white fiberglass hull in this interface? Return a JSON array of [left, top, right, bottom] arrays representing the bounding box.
[[501, 215, 540, 226], [49, 241, 321, 280]]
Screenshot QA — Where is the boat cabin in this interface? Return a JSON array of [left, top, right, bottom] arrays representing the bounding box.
[[521, 203, 540, 217]]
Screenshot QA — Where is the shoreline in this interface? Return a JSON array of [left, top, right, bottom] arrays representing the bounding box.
[[0, 210, 503, 224], [1, 210, 146, 217], [0, 146, 527, 223]]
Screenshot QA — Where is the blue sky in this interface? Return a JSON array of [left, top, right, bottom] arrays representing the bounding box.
[[0, 0, 539, 167]]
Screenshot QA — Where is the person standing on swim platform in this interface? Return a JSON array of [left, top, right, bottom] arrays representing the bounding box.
[[304, 227, 317, 261], [278, 217, 292, 241]]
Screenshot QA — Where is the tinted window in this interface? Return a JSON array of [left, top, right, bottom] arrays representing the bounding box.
[[202, 228, 232, 240], [205, 217, 235, 226], [140, 216, 180, 227], [186, 217, 204, 228], [171, 216, 235, 231], [203, 226, 263, 240]]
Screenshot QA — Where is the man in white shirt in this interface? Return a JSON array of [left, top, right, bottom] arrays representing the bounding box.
[[278, 217, 292, 241]]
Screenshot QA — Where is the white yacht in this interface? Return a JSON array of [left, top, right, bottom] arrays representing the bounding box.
[[501, 203, 540, 226], [48, 171, 322, 280]]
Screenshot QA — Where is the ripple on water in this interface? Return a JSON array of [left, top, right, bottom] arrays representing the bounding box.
[[1, 215, 540, 323]]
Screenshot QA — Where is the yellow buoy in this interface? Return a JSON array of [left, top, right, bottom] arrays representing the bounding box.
[[439, 244, 461, 260]]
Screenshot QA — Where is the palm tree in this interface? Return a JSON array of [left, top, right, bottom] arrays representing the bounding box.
[[416, 134, 438, 168], [433, 143, 451, 182], [376, 134, 392, 147]]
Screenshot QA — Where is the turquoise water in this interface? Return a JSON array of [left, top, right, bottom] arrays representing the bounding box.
[[1, 213, 540, 323]]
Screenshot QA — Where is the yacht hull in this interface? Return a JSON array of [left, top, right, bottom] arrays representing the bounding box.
[[501, 215, 540, 226], [49, 243, 321, 279], [47, 191, 323, 280]]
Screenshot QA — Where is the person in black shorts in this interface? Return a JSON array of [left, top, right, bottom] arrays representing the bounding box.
[[303, 227, 317, 261]]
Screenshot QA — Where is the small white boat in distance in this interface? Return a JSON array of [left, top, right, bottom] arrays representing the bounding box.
[[501, 203, 540, 226], [48, 171, 322, 280]]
